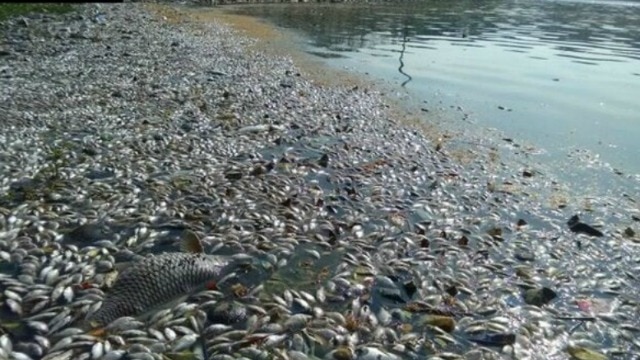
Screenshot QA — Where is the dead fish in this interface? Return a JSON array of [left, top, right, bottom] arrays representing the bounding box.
[[237, 124, 285, 134], [85, 231, 231, 328], [567, 215, 603, 237], [467, 332, 516, 347]]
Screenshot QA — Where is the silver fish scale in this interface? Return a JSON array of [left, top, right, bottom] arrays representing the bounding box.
[[88, 253, 227, 326]]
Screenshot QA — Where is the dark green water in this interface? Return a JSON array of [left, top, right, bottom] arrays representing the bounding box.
[[228, 0, 640, 196]]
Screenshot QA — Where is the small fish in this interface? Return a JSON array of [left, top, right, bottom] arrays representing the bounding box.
[[85, 231, 232, 329], [467, 332, 516, 347], [567, 215, 604, 237]]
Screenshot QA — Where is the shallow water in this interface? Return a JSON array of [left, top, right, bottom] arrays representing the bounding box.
[[227, 0, 640, 192]]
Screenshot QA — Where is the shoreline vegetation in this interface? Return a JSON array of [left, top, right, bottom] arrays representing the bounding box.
[[0, 2, 638, 360]]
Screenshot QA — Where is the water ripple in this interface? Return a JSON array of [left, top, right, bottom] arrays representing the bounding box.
[[230, 0, 640, 174]]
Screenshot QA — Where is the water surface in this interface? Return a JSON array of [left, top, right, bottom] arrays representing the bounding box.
[[228, 0, 640, 196]]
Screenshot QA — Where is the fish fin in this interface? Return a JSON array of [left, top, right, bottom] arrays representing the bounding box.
[[181, 230, 204, 254]]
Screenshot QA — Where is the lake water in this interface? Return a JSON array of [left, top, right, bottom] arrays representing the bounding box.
[[227, 0, 640, 196]]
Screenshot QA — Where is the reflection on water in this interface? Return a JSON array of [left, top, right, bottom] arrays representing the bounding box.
[[230, 0, 640, 63], [229, 0, 640, 185]]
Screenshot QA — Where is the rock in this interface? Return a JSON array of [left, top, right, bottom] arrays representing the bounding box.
[[624, 227, 635, 238], [523, 287, 557, 306]]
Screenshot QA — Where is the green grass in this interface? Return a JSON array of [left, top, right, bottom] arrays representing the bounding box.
[[0, 3, 75, 22]]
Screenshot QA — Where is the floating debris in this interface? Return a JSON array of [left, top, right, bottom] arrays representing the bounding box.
[[523, 287, 558, 307]]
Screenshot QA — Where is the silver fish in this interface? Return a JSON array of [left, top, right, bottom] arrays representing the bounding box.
[[85, 231, 231, 328]]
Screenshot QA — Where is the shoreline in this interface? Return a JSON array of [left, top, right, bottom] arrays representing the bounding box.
[[161, 3, 640, 210], [147, 4, 454, 146], [146, 4, 519, 176], [0, 3, 639, 360]]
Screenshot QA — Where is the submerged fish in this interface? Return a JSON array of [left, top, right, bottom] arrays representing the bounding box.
[[85, 230, 231, 328]]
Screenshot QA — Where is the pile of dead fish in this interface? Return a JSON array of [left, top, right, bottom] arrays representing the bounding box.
[[1, 3, 639, 360]]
